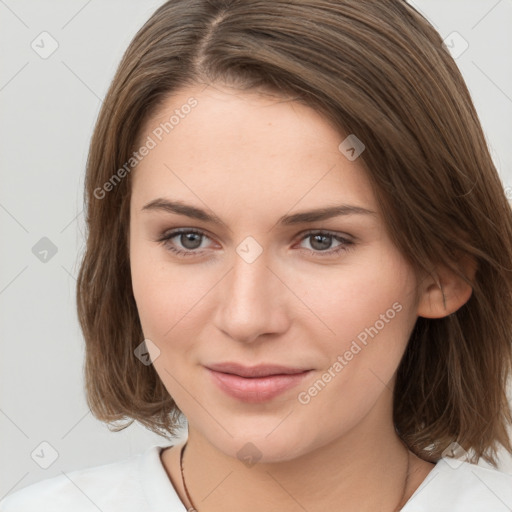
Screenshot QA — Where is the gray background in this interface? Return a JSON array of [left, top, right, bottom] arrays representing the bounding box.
[[1, 0, 512, 500]]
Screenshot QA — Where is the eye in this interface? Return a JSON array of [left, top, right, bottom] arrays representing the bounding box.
[[295, 230, 355, 257], [156, 228, 355, 258], [156, 228, 212, 257]]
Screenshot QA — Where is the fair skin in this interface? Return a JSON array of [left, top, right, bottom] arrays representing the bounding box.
[[129, 83, 473, 511]]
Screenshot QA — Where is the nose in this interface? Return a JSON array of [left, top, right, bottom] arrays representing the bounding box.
[[213, 243, 291, 344]]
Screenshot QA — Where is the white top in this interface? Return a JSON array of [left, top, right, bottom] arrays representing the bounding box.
[[1, 444, 511, 511]]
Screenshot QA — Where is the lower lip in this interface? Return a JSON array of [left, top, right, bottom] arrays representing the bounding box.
[[206, 368, 311, 403]]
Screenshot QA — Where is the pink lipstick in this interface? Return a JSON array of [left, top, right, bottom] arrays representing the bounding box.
[[206, 362, 312, 402]]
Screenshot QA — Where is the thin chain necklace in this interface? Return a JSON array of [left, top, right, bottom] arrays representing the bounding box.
[[179, 442, 411, 512], [180, 442, 198, 512]]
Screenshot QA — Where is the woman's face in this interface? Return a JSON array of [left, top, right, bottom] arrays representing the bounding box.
[[129, 83, 421, 462]]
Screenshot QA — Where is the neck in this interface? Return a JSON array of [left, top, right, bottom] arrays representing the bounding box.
[[176, 399, 429, 512]]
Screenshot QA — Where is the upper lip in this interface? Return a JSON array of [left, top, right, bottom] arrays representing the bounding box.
[[206, 362, 310, 378]]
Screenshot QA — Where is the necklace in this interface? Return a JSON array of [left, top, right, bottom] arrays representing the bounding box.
[[180, 442, 198, 512], [179, 442, 411, 512]]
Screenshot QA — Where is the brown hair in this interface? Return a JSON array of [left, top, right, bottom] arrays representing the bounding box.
[[76, 0, 512, 466]]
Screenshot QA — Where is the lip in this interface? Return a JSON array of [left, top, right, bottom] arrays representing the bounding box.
[[205, 363, 312, 402]]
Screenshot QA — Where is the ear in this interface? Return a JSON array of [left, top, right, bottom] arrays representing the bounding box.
[[417, 253, 477, 319]]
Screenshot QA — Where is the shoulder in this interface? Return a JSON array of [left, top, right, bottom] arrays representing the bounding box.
[[0, 446, 159, 512], [405, 457, 512, 511]]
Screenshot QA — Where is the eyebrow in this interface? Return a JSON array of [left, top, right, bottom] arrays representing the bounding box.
[[141, 198, 377, 226]]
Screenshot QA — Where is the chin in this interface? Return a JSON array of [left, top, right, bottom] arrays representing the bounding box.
[[198, 419, 325, 464]]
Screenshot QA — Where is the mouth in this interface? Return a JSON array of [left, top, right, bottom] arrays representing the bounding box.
[[205, 362, 313, 402]]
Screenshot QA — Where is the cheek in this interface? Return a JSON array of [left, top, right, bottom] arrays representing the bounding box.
[[130, 236, 177, 338], [300, 246, 416, 352], [129, 241, 216, 344], [295, 261, 415, 432]]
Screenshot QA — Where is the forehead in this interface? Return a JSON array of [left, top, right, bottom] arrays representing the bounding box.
[[131, 83, 376, 218], [140, 83, 342, 150]]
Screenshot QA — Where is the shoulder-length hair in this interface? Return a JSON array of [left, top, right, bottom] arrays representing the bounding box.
[[76, 0, 512, 466]]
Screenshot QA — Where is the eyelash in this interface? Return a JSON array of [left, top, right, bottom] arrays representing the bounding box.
[[156, 228, 355, 259]]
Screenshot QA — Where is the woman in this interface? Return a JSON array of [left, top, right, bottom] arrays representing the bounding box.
[[2, 0, 512, 510]]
